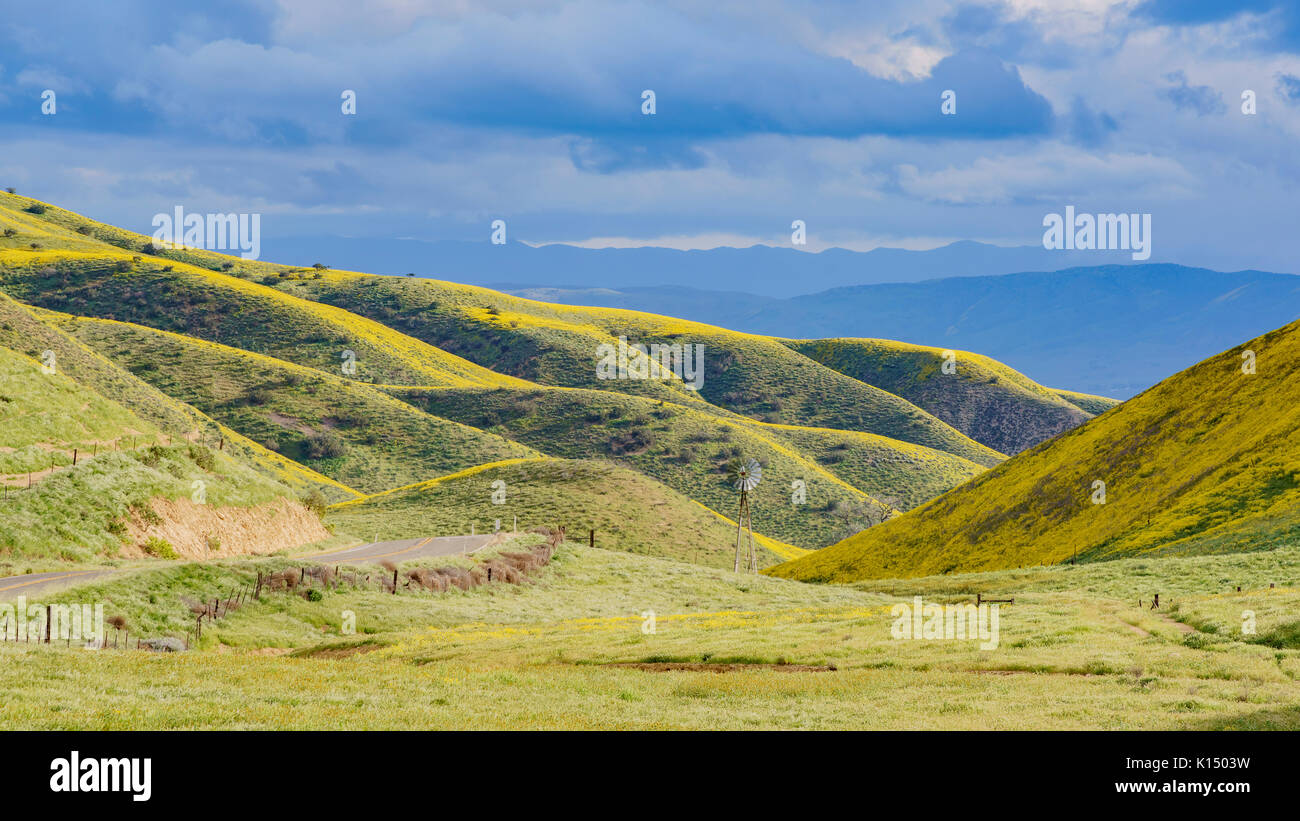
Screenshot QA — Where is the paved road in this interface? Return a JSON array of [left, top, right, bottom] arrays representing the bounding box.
[[302, 534, 494, 565], [0, 534, 493, 600], [0, 569, 116, 599]]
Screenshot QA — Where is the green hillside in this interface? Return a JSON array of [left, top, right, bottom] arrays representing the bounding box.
[[325, 457, 805, 569], [394, 386, 908, 548], [49, 313, 541, 494], [786, 337, 1101, 454], [0, 338, 323, 562], [0, 291, 349, 502], [768, 319, 1300, 582], [0, 204, 531, 391], [261, 272, 1005, 465]]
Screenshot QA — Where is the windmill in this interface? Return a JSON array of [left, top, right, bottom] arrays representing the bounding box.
[[727, 457, 762, 573]]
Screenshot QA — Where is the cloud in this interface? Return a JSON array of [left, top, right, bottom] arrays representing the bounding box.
[[1278, 72, 1300, 101], [1158, 70, 1227, 115], [895, 146, 1197, 205], [1064, 95, 1117, 146], [1135, 0, 1300, 53], [1, 0, 1299, 275]]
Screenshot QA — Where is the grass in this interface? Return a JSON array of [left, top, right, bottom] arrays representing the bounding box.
[[768, 318, 1300, 581], [0, 443, 295, 562], [3, 539, 1298, 729], [0, 344, 156, 476]]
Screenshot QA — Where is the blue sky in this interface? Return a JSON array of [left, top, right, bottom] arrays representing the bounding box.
[[2, 0, 1299, 273]]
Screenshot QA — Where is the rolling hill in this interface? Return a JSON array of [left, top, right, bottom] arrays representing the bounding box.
[[266, 271, 1007, 464], [46, 312, 541, 494], [325, 457, 807, 569], [0, 192, 1132, 563], [0, 321, 335, 562], [784, 337, 1109, 454], [767, 318, 1300, 582]]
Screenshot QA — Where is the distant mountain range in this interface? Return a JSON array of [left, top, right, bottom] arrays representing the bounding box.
[[258, 236, 1147, 298], [505, 265, 1300, 399]]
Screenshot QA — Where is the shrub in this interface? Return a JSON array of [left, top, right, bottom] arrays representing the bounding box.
[[142, 536, 178, 560], [303, 431, 346, 460], [2, 228, 15, 238], [113, 260, 131, 273], [24, 203, 46, 215], [301, 489, 328, 516], [188, 444, 216, 472], [139, 445, 166, 468], [245, 387, 273, 406], [305, 589, 324, 602]]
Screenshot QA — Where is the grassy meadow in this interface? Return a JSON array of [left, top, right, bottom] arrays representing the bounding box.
[[2, 538, 1298, 730]]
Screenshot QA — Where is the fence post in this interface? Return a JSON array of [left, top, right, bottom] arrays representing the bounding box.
[[45, 604, 51, 643]]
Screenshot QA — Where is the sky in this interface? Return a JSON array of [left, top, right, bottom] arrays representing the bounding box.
[[2, 0, 1299, 273]]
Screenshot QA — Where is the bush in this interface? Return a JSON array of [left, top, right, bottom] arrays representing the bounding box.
[[130, 501, 163, 526], [188, 444, 216, 472], [142, 536, 178, 560], [303, 431, 346, 460], [246, 387, 273, 406], [305, 589, 324, 602], [24, 203, 46, 215], [301, 489, 328, 516], [2, 228, 15, 238]]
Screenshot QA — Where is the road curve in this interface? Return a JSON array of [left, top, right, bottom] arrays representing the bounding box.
[[303, 534, 494, 564], [0, 569, 116, 600]]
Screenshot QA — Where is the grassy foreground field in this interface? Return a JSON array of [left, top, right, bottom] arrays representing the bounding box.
[[2, 537, 1297, 729]]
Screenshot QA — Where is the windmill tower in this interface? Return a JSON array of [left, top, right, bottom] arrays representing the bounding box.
[[727, 458, 762, 573]]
